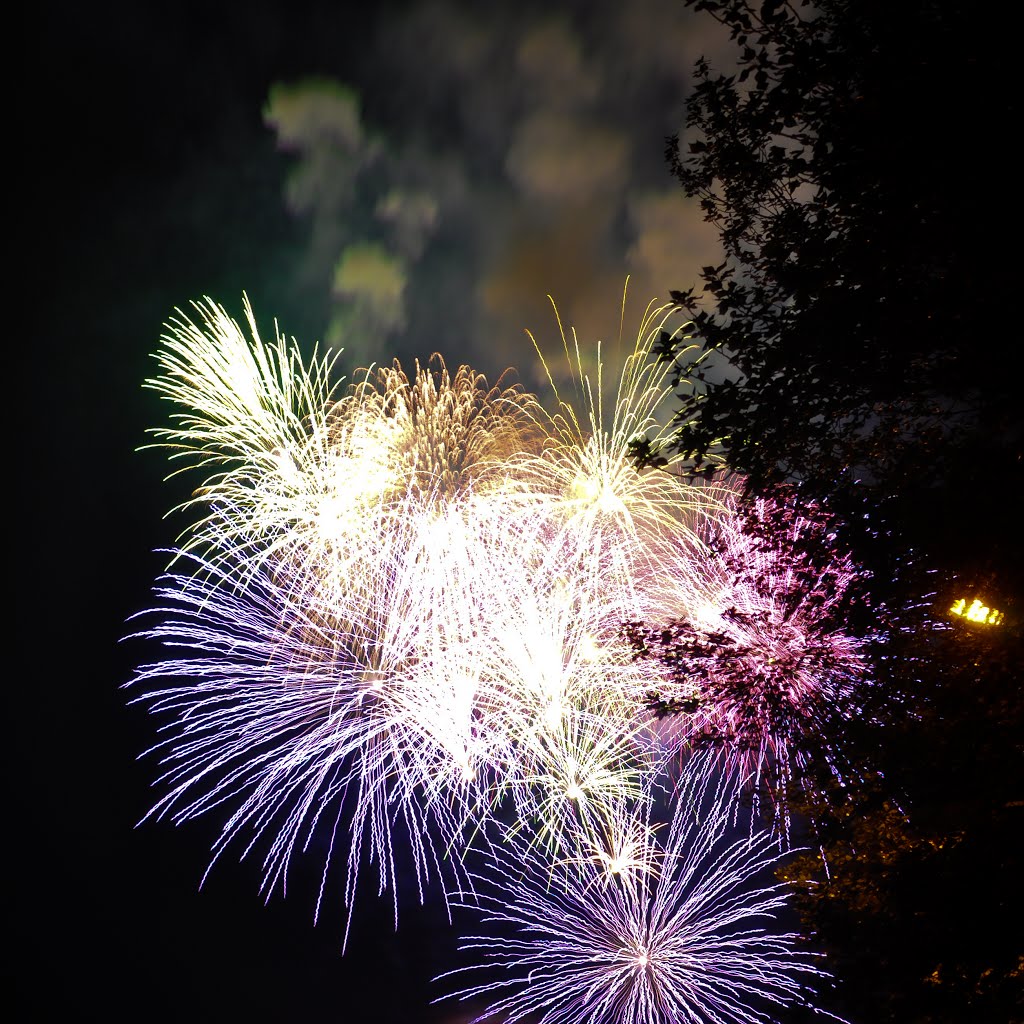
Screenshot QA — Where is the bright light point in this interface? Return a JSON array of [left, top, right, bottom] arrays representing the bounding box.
[[950, 596, 1004, 625], [317, 493, 349, 531], [579, 633, 601, 661], [360, 669, 386, 691], [453, 751, 476, 782], [569, 472, 601, 503], [272, 446, 301, 486], [565, 782, 584, 801], [543, 702, 565, 732], [635, 950, 649, 968], [567, 470, 625, 516]]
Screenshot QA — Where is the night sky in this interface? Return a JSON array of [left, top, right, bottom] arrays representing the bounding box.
[[18, 2, 734, 1019]]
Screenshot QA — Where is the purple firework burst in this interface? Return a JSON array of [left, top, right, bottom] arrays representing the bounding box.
[[440, 752, 839, 1024]]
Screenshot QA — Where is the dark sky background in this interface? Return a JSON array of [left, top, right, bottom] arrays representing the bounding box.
[[18, 2, 737, 1020]]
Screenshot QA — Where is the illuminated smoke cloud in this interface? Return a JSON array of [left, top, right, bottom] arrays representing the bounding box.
[[261, 1, 731, 381]]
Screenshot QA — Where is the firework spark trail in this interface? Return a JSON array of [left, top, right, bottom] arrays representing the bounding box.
[[130, 553, 374, 887], [131, 533, 484, 945], [440, 752, 836, 1024], [144, 296, 348, 576]]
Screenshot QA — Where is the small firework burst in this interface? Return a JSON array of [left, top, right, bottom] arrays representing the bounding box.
[[358, 355, 543, 502], [629, 483, 873, 826], [440, 753, 834, 1024], [143, 296, 346, 578], [508, 298, 726, 602]]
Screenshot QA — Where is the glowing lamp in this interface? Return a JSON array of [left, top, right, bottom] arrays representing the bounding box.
[[949, 597, 1004, 626]]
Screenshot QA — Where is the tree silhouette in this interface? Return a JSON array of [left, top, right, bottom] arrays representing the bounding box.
[[648, 3, 1023, 1019], [658, 0, 1020, 578]]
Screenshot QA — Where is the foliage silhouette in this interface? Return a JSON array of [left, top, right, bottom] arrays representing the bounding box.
[[650, 3, 1023, 1019]]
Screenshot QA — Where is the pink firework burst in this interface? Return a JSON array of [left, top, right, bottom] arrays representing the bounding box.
[[627, 483, 874, 824]]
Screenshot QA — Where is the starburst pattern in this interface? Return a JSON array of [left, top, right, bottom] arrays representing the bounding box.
[[441, 754, 833, 1024], [508, 299, 725, 607]]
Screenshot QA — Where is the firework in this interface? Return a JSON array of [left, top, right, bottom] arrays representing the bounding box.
[[507, 298, 726, 608], [130, 291, 854, 1006], [629, 484, 872, 828], [130, 497, 531, 942], [439, 752, 837, 1024], [357, 356, 543, 503], [134, 295, 696, 868], [144, 296, 347, 577]]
